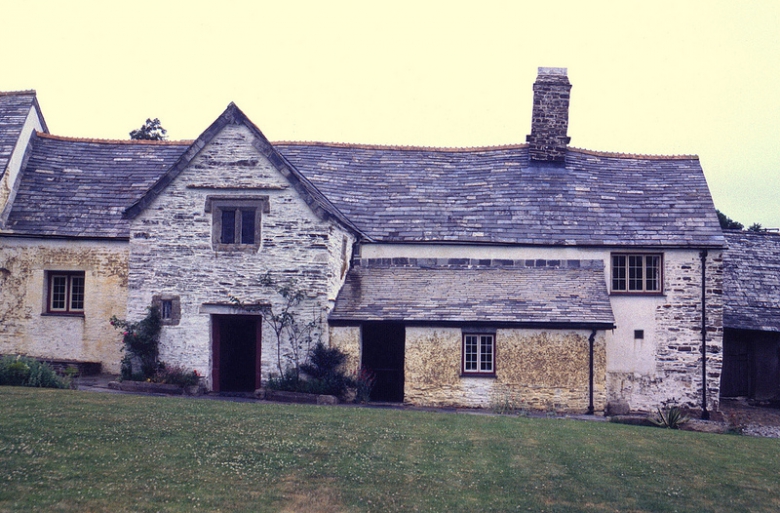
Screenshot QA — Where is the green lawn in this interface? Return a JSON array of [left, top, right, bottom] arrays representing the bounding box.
[[1, 388, 779, 512]]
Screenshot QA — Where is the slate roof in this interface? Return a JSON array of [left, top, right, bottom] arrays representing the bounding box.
[[330, 258, 615, 327], [123, 103, 364, 237], [723, 230, 780, 332], [277, 142, 724, 248], [0, 91, 45, 180], [5, 133, 189, 237]]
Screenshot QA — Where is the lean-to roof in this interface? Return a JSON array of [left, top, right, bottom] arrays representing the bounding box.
[[723, 230, 780, 332], [330, 258, 615, 327]]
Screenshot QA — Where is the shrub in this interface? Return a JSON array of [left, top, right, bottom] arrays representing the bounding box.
[[110, 306, 162, 380], [266, 343, 360, 400], [0, 356, 69, 389], [153, 364, 200, 387], [649, 399, 690, 429]]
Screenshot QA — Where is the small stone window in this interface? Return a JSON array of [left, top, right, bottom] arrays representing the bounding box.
[[611, 253, 663, 294], [462, 333, 496, 376], [152, 295, 181, 326], [205, 195, 269, 252], [46, 271, 85, 315]]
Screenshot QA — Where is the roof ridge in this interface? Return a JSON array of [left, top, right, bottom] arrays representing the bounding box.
[[272, 140, 530, 153], [0, 90, 37, 97], [36, 132, 193, 146], [569, 146, 699, 161], [273, 140, 699, 160]]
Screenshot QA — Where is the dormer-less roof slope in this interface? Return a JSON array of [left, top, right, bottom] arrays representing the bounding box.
[[5, 134, 188, 237], [723, 230, 780, 332], [277, 143, 725, 248], [0, 91, 47, 179]]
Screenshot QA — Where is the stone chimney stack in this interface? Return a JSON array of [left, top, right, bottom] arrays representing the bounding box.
[[526, 67, 571, 163]]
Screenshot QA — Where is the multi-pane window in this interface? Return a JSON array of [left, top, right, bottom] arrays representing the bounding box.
[[463, 333, 495, 375], [48, 272, 85, 313], [220, 208, 257, 245], [205, 196, 267, 251], [611, 254, 662, 293]]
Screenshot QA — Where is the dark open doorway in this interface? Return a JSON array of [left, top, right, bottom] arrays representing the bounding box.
[[362, 322, 405, 402], [212, 315, 262, 393], [721, 328, 780, 400]]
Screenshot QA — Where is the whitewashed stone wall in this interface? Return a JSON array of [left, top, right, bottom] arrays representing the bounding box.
[[127, 123, 354, 388], [0, 237, 128, 372], [0, 105, 45, 225], [608, 250, 724, 413]]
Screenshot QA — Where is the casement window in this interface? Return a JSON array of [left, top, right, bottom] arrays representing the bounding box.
[[205, 196, 269, 252], [462, 333, 495, 376], [47, 271, 85, 314], [611, 253, 662, 293], [219, 208, 257, 245]]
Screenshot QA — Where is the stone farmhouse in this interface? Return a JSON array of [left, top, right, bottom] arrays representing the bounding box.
[[0, 68, 729, 414]]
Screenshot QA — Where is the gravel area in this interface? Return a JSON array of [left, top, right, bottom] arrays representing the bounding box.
[[720, 398, 780, 438]]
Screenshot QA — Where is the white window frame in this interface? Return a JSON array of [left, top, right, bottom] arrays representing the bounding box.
[[462, 333, 495, 376]]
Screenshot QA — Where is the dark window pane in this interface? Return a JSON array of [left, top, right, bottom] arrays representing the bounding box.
[[70, 276, 85, 311], [161, 300, 173, 320], [464, 335, 478, 371], [612, 255, 626, 291], [628, 255, 643, 290], [241, 209, 256, 244], [221, 209, 235, 244], [51, 276, 67, 310], [646, 255, 660, 291]]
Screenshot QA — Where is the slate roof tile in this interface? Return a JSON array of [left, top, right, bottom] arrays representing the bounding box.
[[6, 134, 189, 237], [330, 258, 615, 326], [723, 230, 780, 332], [278, 143, 724, 247]]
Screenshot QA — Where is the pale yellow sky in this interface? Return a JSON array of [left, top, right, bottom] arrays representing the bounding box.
[[2, 0, 778, 228]]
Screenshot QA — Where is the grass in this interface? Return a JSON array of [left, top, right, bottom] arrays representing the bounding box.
[[1, 389, 779, 512]]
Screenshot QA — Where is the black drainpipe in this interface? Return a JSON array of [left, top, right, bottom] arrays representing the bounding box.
[[587, 329, 596, 415], [699, 249, 710, 420]]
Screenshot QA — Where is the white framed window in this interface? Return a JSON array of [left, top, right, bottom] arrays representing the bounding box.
[[462, 333, 495, 375], [611, 253, 662, 293], [47, 271, 85, 314]]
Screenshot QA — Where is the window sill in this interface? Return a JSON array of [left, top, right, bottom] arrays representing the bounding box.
[[460, 373, 496, 379], [41, 312, 85, 318], [610, 292, 665, 297], [212, 243, 261, 253]]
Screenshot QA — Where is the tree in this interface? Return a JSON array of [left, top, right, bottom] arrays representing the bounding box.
[[129, 118, 168, 140], [747, 223, 765, 233], [716, 210, 743, 230]]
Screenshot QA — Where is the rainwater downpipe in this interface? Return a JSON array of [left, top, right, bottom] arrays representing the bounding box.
[[700, 249, 710, 420], [587, 329, 596, 415]]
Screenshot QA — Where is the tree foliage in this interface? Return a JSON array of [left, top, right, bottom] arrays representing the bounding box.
[[717, 210, 743, 230], [129, 118, 168, 140]]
